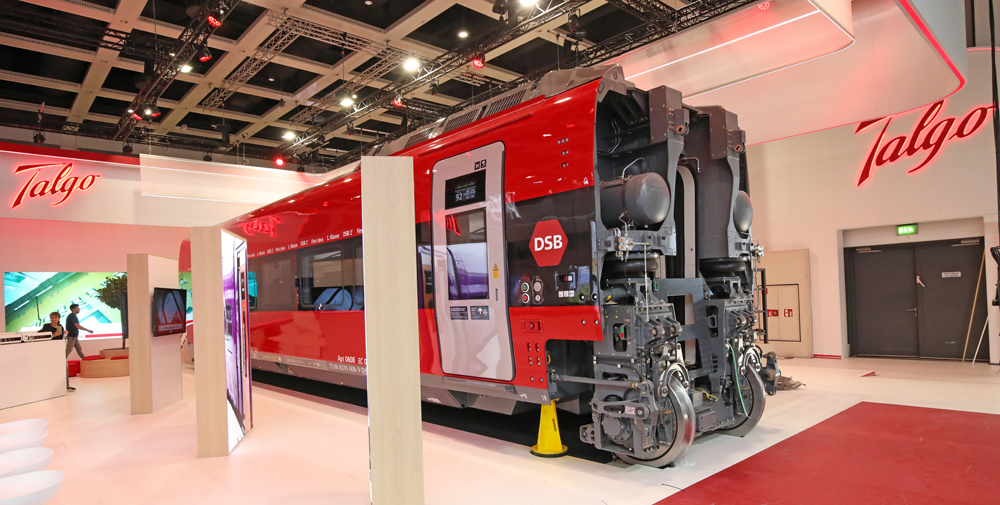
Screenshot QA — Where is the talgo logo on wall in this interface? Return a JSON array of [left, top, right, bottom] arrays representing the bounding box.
[[10, 162, 101, 209], [855, 100, 992, 186]]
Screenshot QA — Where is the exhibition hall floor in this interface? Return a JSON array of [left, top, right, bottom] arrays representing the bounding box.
[[2, 358, 998, 505]]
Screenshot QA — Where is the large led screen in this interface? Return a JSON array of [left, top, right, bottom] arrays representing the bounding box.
[[222, 231, 252, 451], [4, 272, 125, 334]]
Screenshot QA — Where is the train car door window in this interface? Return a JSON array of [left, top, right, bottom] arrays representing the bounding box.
[[431, 141, 514, 381]]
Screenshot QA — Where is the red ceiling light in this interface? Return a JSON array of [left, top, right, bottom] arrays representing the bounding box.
[[207, 14, 222, 28], [471, 54, 486, 69], [131, 112, 143, 121], [274, 156, 285, 167], [198, 46, 212, 62], [392, 96, 404, 107]]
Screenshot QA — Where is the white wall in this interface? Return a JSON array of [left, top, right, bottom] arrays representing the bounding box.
[[748, 49, 1000, 363]]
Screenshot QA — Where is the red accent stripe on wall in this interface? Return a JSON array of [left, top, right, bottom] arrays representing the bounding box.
[[813, 354, 842, 360], [0, 141, 140, 165]]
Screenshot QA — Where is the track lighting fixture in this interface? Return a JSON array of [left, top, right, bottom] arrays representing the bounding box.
[[123, 144, 133, 155], [199, 46, 212, 62], [33, 132, 45, 145], [203, 153, 212, 162], [392, 96, 404, 107], [429, 80, 440, 96], [471, 53, 486, 69]]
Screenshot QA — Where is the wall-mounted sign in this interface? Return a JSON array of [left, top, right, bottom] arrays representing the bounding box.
[[10, 162, 100, 209], [896, 223, 918, 236], [855, 100, 992, 186]]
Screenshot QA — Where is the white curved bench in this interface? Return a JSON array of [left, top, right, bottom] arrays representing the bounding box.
[[0, 422, 47, 439], [0, 449, 52, 480], [0, 431, 46, 456], [0, 471, 64, 505]]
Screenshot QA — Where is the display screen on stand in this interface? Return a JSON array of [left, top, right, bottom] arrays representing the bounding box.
[[4, 271, 124, 335], [222, 231, 252, 451]]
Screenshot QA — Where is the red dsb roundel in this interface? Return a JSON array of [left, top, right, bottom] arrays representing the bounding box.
[[530, 219, 568, 266]]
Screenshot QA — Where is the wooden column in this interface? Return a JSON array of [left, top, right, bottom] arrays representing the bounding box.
[[361, 156, 425, 505], [190, 226, 228, 458], [128, 254, 182, 414]]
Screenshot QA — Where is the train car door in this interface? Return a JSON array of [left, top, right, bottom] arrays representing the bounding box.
[[431, 142, 514, 380]]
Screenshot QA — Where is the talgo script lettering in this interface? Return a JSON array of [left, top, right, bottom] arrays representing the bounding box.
[[11, 163, 101, 209], [856, 100, 991, 186]]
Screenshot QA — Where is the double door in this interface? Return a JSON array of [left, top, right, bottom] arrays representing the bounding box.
[[846, 238, 988, 359]]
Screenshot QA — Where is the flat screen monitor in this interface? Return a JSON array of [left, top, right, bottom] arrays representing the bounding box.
[[151, 287, 188, 336]]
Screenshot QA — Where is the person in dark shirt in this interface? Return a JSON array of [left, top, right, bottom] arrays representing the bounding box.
[[65, 303, 91, 360], [39, 311, 74, 391]]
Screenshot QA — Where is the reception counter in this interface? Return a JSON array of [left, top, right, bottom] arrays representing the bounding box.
[[0, 335, 65, 410]]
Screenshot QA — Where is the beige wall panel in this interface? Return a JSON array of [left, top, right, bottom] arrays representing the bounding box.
[[360, 156, 425, 505], [190, 226, 229, 458], [128, 254, 182, 414], [757, 249, 813, 359]]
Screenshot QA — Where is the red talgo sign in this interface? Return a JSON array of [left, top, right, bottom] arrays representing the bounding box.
[[855, 100, 992, 186], [529, 219, 567, 267], [11, 162, 100, 209]]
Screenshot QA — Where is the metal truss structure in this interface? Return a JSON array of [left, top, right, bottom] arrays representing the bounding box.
[[112, 0, 243, 141]]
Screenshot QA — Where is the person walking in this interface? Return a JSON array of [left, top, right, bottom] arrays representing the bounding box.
[[39, 311, 74, 391], [65, 304, 92, 360]]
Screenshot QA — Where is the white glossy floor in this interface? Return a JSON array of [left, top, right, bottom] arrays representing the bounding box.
[[2, 358, 998, 505]]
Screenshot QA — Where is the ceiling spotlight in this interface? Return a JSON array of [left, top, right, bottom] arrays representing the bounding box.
[[403, 58, 420, 72], [492, 0, 508, 16], [471, 53, 486, 69], [127, 108, 134, 114], [364, 0, 373, 5], [458, 30, 468, 38], [567, 11, 586, 41], [274, 155, 285, 167], [199, 46, 212, 62], [131, 112, 143, 121], [340, 97, 354, 107], [268, 77, 275, 82], [519, 0, 537, 6], [144, 105, 161, 117], [392, 96, 404, 107], [296, 165, 305, 173], [347, 123, 356, 136], [123, 144, 133, 155], [180, 64, 193, 73], [32, 132, 45, 145], [283, 131, 295, 139], [207, 14, 222, 28], [429, 81, 439, 96], [352, 94, 357, 99], [291, 154, 301, 164], [203, 153, 213, 162], [169, 52, 176, 57]]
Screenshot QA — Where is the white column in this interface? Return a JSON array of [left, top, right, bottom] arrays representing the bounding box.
[[128, 254, 182, 414], [361, 156, 425, 505]]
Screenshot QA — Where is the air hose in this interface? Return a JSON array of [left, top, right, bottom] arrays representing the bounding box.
[[728, 343, 749, 417]]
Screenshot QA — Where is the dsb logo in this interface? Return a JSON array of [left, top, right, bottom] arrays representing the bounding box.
[[533, 235, 563, 252], [529, 220, 567, 267]]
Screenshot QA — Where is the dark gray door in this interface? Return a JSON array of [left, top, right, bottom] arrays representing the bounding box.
[[915, 240, 988, 360], [849, 247, 920, 357]]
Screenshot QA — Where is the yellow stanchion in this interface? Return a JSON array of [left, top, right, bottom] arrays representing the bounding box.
[[530, 401, 568, 458]]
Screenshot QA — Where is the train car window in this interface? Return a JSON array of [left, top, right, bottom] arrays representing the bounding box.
[[353, 243, 364, 309], [257, 255, 296, 311], [247, 271, 257, 311], [444, 171, 486, 209], [299, 245, 364, 311], [445, 208, 489, 300]]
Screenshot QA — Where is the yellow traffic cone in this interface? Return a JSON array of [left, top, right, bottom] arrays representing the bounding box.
[[530, 401, 568, 458]]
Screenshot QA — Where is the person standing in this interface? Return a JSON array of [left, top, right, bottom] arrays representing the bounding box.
[[65, 304, 92, 360], [39, 311, 74, 391]]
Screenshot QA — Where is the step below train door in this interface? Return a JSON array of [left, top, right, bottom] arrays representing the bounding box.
[[431, 141, 514, 381]]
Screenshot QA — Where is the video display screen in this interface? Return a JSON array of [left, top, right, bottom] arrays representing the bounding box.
[[4, 271, 125, 335], [445, 209, 489, 300], [151, 288, 187, 336], [444, 170, 486, 209], [222, 230, 252, 452]]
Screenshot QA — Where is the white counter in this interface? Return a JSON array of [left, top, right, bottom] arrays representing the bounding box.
[[0, 338, 65, 410]]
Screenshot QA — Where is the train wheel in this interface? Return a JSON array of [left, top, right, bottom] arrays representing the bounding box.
[[618, 378, 696, 468], [716, 366, 766, 437]]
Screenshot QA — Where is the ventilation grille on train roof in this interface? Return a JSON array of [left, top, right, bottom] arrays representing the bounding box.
[[442, 108, 482, 134], [482, 89, 527, 119], [404, 128, 435, 148]]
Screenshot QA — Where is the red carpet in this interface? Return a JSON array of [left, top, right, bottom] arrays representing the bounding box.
[[655, 402, 1000, 505]]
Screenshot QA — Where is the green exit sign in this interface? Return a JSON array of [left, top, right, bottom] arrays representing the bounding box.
[[897, 224, 918, 236]]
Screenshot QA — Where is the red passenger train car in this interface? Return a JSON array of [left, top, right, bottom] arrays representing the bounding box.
[[181, 65, 779, 467]]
